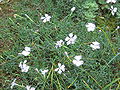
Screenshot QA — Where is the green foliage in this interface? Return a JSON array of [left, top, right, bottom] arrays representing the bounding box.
[[98, 0, 107, 4], [115, 2, 120, 18], [0, 0, 120, 90], [82, 0, 98, 20]]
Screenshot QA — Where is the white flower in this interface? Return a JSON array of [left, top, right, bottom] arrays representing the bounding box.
[[106, 0, 116, 3], [110, 6, 117, 16], [11, 79, 18, 89], [90, 41, 100, 50], [55, 63, 65, 74], [72, 55, 84, 67], [41, 14, 51, 23], [71, 7, 76, 12], [19, 60, 30, 72], [64, 51, 69, 57], [55, 40, 64, 48], [86, 23, 96, 32], [65, 33, 77, 45], [40, 69, 49, 76], [19, 47, 31, 56], [35, 68, 48, 76], [26, 85, 35, 90]]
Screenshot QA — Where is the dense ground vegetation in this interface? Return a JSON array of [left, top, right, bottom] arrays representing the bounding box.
[[0, 0, 120, 90]]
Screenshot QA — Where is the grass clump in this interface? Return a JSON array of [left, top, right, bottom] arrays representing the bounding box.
[[0, 0, 120, 89]]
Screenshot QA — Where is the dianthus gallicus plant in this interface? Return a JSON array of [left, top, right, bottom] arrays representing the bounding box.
[[0, 0, 120, 90]]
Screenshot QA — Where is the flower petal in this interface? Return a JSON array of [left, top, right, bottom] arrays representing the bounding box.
[[74, 56, 82, 60], [65, 37, 70, 41], [69, 33, 73, 37], [58, 63, 61, 67], [60, 65, 65, 72], [41, 17, 45, 20], [58, 69, 62, 74], [43, 18, 47, 23], [55, 68, 59, 71], [25, 47, 31, 52], [21, 51, 30, 56], [45, 14, 49, 17]]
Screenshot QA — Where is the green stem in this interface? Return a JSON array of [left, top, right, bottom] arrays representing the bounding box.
[[82, 79, 92, 90], [25, 14, 36, 23], [67, 75, 78, 88], [97, 27, 116, 55], [81, 68, 102, 89], [55, 74, 62, 90], [102, 78, 120, 90]]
